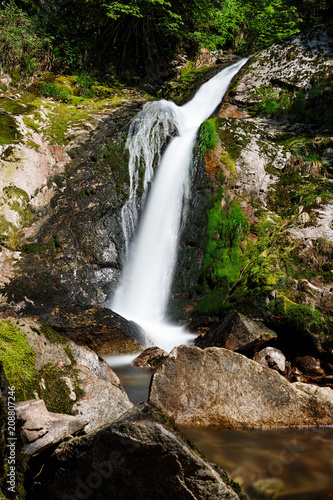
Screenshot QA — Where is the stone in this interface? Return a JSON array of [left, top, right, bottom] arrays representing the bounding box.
[[11, 316, 120, 384], [28, 402, 244, 500], [149, 345, 333, 427], [293, 382, 333, 406], [40, 304, 152, 355], [71, 364, 133, 432], [294, 356, 325, 377], [196, 310, 277, 353], [253, 347, 286, 372], [132, 346, 169, 371], [16, 399, 88, 456]]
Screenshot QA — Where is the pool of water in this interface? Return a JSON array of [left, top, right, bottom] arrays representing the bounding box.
[[109, 360, 333, 500]]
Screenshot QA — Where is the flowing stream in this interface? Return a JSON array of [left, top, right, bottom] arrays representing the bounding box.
[[108, 58, 249, 351]]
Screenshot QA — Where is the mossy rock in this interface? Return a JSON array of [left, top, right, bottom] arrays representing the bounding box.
[[0, 320, 37, 401], [0, 113, 21, 145]]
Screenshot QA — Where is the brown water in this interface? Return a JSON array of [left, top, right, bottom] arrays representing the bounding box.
[[111, 361, 333, 500]]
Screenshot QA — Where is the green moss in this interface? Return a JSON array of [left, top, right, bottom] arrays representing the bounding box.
[[267, 295, 333, 338], [23, 235, 60, 256], [0, 114, 21, 145], [220, 151, 236, 174], [0, 320, 37, 400], [34, 363, 82, 415], [198, 119, 218, 156]]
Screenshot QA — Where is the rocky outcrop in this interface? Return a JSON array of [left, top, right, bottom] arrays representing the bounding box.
[[28, 402, 244, 500], [132, 346, 169, 371], [16, 399, 88, 456], [1, 102, 141, 311], [195, 310, 277, 353], [234, 31, 333, 106], [39, 304, 150, 354], [149, 345, 333, 427]]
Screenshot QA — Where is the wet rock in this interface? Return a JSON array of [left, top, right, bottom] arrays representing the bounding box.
[[196, 310, 277, 354], [294, 356, 325, 377], [253, 347, 286, 372], [28, 402, 243, 500], [71, 365, 133, 432], [16, 399, 88, 456], [132, 346, 169, 371], [149, 345, 333, 427], [39, 304, 151, 355]]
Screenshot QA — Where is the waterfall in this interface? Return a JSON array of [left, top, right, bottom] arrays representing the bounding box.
[[109, 58, 249, 352]]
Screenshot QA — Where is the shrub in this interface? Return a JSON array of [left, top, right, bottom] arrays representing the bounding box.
[[0, 1, 51, 80]]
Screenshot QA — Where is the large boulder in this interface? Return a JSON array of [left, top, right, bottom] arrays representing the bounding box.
[[39, 304, 151, 354], [71, 364, 133, 432], [16, 399, 88, 456], [0, 317, 133, 431], [195, 311, 277, 354], [28, 402, 244, 500], [149, 345, 333, 427]]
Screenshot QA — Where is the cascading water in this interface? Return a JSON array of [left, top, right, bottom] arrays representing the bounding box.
[[108, 58, 249, 352]]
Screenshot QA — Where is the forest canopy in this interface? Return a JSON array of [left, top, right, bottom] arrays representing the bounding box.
[[1, 0, 332, 80]]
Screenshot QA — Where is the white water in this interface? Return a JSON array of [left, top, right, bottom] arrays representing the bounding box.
[[109, 58, 249, 352]]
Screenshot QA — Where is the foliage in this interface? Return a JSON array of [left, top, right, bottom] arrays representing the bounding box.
[[250, 80, 333, 127], [0, 1, 51, 80], [39, 82, 71, 102]]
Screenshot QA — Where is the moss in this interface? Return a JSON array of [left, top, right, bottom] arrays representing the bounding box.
[[198, 119, 218, 155], [220, 151, 236, 174], [0, 114, 21, 145], [34, 363, 82, 415], [38, 324, 66, 345], [23, 235, 60, 257], [0, 320, 37, 401], [266, 295, 333, 340], [0, 97, 36, 115]]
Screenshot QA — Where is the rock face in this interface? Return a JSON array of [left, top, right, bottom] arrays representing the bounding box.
[[149, 345, 333, 427], [28, 403, 243, 500], [39, 304, 150, 354], [16, 399, 88, 456], [196, 311, 277, 353], [234, 31, 333, 106], [2, 103, 140, 312]]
